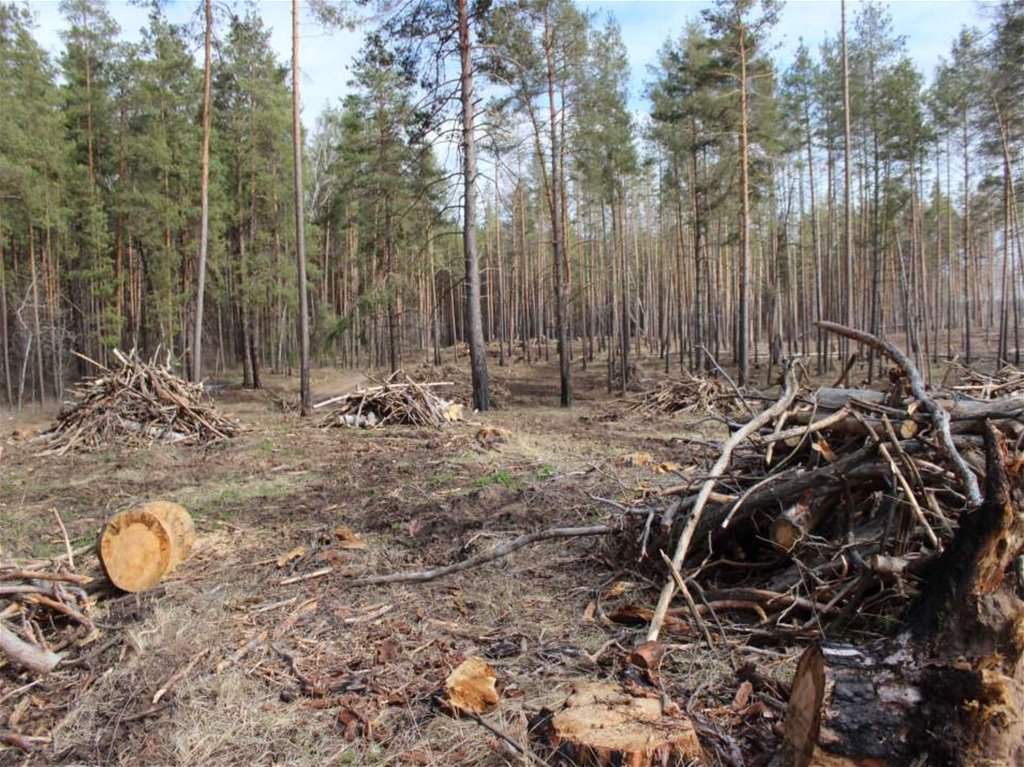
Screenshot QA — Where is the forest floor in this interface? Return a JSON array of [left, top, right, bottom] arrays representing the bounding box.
[[0, 343, 989, 766]]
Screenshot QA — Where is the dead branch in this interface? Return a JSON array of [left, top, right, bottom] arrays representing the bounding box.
[[817, 321, 983, 507], [0, 620, 62, 675], [647, 365, 800, 641], [352, 525, 615, 585]]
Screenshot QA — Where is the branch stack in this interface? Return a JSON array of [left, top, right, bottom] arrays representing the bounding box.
[[0, 564, 93, 676], [626, 372, 751, 417], [317, 371, 464, 429], [950, 362, 1024, 399], [36, 349, 239, 455], [623, 341, 1023, 645]]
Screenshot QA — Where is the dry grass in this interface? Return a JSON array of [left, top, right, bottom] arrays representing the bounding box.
[[1, 359, 740, 767]]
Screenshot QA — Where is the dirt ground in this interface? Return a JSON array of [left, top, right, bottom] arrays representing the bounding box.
[[0, 348, 854, 767]]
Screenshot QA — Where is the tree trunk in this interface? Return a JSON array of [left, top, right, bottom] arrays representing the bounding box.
[[291, 0, 311, 415], [840, 0, 854, 376], [192, 0, 213, 383], [458, 0, 491, 411], [544, 7, 571, 408], [737, 26, 751, 386]]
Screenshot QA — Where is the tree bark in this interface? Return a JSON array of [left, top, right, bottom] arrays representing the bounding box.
[[291, 0, 311, 415], [458, 0, 491, 411], [192, 0, 213, 383]]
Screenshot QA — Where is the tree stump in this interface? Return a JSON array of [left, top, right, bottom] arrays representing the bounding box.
[[98, 502, 195, 592], [779, 425, 1024, 766], [533, 682, 704, 766]]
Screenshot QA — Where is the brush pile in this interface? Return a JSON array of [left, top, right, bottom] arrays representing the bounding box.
[[620, 335, 1024, 645], [35, 349, 239, 455], [316, 371, 464, 429], [0, 562, 94, 678], [949, 362, 1024, 399], [626, 372, 751, 417]]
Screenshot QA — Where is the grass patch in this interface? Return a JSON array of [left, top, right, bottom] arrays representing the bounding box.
[[473, 469, 519, 490]]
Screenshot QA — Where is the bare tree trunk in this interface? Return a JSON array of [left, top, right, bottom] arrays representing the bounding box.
[[841, 0, 854, 375], [457, 0, 491, 411], [737, 26, 751, 386], [192, 0, 213, 383], [28, 227, 44, 404], [291, 0, 311, 415], [543, 7, 571, 407], [1, 203, 13, 406]]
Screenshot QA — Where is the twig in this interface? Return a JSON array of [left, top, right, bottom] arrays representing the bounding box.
[[462, 710, 550, 767], [817, 321, 982, 507], [152, 648, 211, 704], [659, 550, 716, 651], [878, 442, 939, 549], [51, 509, 75, 570], [698, 344, 754, 417], [352, 525, 615, 585], [647, 365, 800, 642], [280, 567, 333, 585]]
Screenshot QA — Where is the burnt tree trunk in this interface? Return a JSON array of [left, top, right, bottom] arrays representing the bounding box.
[[783, 425, 1024, 767]]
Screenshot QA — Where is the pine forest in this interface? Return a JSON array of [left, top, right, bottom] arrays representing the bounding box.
[[2, 2, 1024, 766]]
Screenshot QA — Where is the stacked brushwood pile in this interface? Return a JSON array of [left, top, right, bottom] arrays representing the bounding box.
[[316, 371, 464, 428], [616, 323, 1024, 765], [35, 349, 239, 455], [626, 371, 753, 417], [407, 362, 508, 408], [948, 361, 1024, 399], [0, 563, 94, 677]]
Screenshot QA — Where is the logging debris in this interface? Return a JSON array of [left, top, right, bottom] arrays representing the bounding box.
[[97, 502, 196, 593], [34, 348, 239, 455], [949, 361, 1024, 399], [0, 563, 94, 676], [626, 371, 753, 417], [616, 329, 1024, 647], [317, 371, 464, 428]]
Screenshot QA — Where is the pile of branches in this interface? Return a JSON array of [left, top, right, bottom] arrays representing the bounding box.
[[0, 562, 94, 679], [407, 362, 508, 408], [626, 371, 752, 417], [35, 349, 239, 455], [317, 371, 463, 429], [619, 324, 1024, 645], [949, 362, 1024, 399]]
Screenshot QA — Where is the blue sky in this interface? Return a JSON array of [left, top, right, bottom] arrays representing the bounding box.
[[26, 0, 989, 120]]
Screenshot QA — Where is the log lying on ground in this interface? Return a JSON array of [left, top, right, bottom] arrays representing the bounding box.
[[317, 371, 464, 428], [531, 682, 705, 766], [35, 348, 239, 454], [98, 502, 196, 592]]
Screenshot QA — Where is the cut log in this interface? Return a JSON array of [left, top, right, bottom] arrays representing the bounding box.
[[770, 490, 819, 551], [533, 682, 704, 767], [0, 620, 62, 675], [98, 501, 195, 592]]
